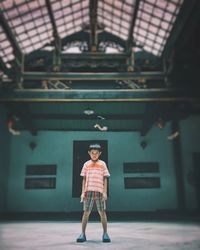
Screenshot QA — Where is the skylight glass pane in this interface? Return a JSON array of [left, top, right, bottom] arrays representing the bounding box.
[[155, 36, 163, 45], [62, 7, 71, 16], [57, 25, 65, 33], [120, 32, 128, 40], [10, 17, 21, 26], [134, 0, 185, 56], [15, 26, 25, 34], [25, 46, 34, 54]]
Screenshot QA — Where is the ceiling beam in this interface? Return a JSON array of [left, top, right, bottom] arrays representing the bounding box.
[[1, 88, 199, 102], [45, 0, 61, 68], [89, 0, 98, 51], [31, 113, 143, 120], [61, 52, 128, 60], [21, 71, 164, 81], [126, 0, 140, 71], [19, 128, 140, 132], [127, 0, 140, 46], [45, 0, 58, 37]]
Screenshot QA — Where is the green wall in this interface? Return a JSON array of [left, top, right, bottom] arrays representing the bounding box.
[[1, 108, 199, 213], [7, 122, 179, 212], [0, 105, 10, 212]]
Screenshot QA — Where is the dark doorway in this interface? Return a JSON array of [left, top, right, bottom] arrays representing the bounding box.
[[72, 140, 108, 197], [193, 153, 200, 210]]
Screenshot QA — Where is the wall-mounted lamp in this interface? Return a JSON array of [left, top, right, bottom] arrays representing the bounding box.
[[29, 142, 37, 150], [140, 140, 147, 149]]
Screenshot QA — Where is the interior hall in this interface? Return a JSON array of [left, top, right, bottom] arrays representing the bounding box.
[[0, 0, 200, 249]]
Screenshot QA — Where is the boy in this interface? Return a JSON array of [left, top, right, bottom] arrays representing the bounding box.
[[76, 143, 111, 243]]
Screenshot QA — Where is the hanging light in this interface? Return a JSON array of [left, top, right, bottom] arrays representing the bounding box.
[[84, 109, 94, 115]]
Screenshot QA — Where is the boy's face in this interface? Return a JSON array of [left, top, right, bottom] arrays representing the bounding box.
[[88, 149, 101, 161]]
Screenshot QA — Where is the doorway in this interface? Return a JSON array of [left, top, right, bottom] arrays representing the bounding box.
[[72, 140, 108, 197]]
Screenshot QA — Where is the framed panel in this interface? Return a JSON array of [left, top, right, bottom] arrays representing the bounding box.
[[123, 162, 159, 173], [25, 178, 56, 189], [26, 164, 57, 175], [124, 177, 161, 189]]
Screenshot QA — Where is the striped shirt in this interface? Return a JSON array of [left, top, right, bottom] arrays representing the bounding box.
[[80, 159, 110, 193]]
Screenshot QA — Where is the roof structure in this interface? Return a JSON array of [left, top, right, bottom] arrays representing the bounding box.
[[0, 0, 200, 133], [0, 0, 188, 83]]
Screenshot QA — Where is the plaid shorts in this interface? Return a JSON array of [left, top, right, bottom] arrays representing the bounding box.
[[83, 191, 106, 212]]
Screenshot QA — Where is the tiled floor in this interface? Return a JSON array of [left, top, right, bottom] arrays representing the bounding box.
[[0, 220, 200, 250]]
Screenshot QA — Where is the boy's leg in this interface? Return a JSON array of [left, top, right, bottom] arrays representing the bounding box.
[[77, 192, 94, 242], [98, 210, 111, 242], [77, 211, 91, 242], [81, 211, 91, 234], [98, 210, 108, 233], [82, 191, 94, 233], [96, 193, 111, 242]]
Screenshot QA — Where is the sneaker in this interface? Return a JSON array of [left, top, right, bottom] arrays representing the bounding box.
[[102, 232, 111, 243], [76, 233, 86, 242]]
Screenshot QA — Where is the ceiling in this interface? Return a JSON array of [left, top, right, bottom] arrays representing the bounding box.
[[0, 0, 200, 133], [0, 0, 189, 81]]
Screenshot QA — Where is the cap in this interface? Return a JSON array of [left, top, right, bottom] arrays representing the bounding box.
[[88, 143, 101, 150]]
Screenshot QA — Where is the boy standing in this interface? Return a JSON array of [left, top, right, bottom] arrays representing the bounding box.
[[76, 143, 111, 243]]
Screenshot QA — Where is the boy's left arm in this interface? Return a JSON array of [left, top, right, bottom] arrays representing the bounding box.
[[102, 177, 108, 201]]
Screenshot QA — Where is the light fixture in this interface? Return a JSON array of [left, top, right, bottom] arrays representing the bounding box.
[[84, 109, 94, 115]]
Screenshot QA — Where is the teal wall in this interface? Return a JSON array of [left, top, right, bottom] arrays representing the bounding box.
[[0, 105, 10, 212], [4, 114, 200, 213], [180, 115, 200, 210], [7, 122, 179, 212]]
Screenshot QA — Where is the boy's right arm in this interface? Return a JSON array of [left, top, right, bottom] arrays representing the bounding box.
[[80, 177, 86, 202]]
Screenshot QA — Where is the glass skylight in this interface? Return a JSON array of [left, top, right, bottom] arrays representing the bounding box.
[[133, 0, 184, 56], [0, 0, 186, 76], [0, 0, 53, 54]]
